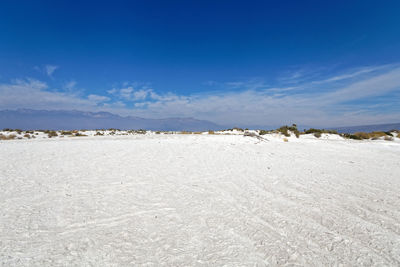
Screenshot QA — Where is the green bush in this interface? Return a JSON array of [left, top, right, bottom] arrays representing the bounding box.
[[341, 133, 362, 140], [305, 128, 338, 135], [233, 127, 244, 132], [60, 131, 73, 135], [47, 131, 58, 138], [277, 124, 299, 137]]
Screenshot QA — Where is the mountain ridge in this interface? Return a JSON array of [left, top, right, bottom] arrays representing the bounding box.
[[0, 109, 222, 131]]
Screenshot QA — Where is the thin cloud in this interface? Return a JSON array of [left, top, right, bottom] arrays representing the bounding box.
[[45, 65, 59, 77], [34, 65, 59, 78]]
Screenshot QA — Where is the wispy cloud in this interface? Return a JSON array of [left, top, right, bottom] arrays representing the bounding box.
[[34, 64, 59, 78], [45, 65, 58, 77], [107, 83, 155, 101]]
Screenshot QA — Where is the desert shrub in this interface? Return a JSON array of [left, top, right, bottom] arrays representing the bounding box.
[[136, 129, 146, 134], [0, 134, 17, 140], [305, 128, 338, 135], [181, 131, 192, 134], [384, 136, 394, 141], [371, 131, 386, 137], [23, 133, 31, 139], [47, 131, 58, 138], [353, 132, 370, 140], [2, 129, 22, 134], [155, 131, 161, 134], [95, 131, 104, 136], [283, 138, 288, 142], [369, 131, 386, 140], [208, 130, 215, 134], [127, 129, 147, 134], [74, 132, 87, 136], [244, 132, 257, 137], [384, 131, 393, 136], [25, 130, 34, 134], [233, 127, 244, 132], [341, 133, 362, 140], [258, 130, 270, 135], [277, 126, 290, 137], [60, 131, 73, 135], [193, 132, 202, 134], [277, 124, 299, 137], [314, 132, 322, 138]]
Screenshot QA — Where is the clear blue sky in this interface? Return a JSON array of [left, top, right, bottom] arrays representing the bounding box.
[[1, 0, 399, 127]]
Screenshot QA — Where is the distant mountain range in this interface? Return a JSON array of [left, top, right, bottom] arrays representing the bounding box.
[[331, 123, 400, 133], [0, 109, 222, 131], [1, 109, 399, 132]]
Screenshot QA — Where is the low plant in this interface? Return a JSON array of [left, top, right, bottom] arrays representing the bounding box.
[[208, 130, 215, 134], [233, 127, 244, 132], [47, 131, 58, 138], [384, 136, 394, 141], [341, 133, 362, 140], [277, 124, 299, 137], [258, 130, 270, 135], [314, 132, 322, 138], [305, 128, 338, 135], [0, 134, 17, 140], [135, 129, 146, 134], [353, 132, 370, 140], [60, 131, 73, 135]]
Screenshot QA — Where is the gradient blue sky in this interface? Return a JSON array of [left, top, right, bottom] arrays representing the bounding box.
[[1, 0, 400, 127]]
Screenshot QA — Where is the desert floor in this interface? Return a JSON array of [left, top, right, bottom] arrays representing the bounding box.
[[1, 134, 400, 266]]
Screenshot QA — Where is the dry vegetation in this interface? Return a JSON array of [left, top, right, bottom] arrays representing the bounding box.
[[0, 134, 16, 140], [0, 126, 399, 142]]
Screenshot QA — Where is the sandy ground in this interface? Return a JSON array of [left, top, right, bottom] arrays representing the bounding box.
[[1, 134, 400, 266]]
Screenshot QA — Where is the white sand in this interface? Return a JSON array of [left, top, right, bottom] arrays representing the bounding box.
[[1, 134, 400, 266]]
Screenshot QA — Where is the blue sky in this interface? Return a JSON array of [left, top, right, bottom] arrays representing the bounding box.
[[1, 0, 400, 127]]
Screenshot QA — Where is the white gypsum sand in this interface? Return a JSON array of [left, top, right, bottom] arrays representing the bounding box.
[[1, 134, 400, 266]]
